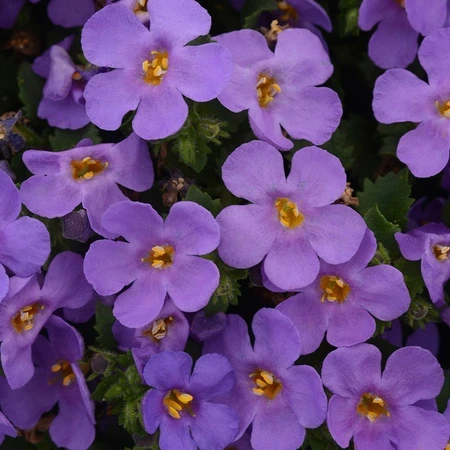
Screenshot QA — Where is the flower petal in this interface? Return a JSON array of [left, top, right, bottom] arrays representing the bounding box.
[[419, 28, 450, 86], [358, 0, 395, 30], [326, 395, 358, 448], [405, 0, 447, 36], [0, 171, 20, 226], [142, 389, 165, 434]]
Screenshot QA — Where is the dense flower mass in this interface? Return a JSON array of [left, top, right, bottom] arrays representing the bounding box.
[[2, 0, 450, 448]]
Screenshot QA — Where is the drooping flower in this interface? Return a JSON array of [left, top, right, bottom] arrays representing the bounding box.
[[32, 36, 93, 130], [0, 0, 95, 29], [217, 141, 366, 290], [0, 170, 50, 302], [373, 28, 450, 177], [276, 229, 410, 353], [0, 251, 93, 389], [84, 201, 220, 328], [20, 133, 154, 238], [113, 297, 189, 375], [322, 344, 450, 449], [190, 310, 227, 342], [0, 111, 25, 159], [396, 223, 450, 304], [141, 351, 239, 450], [204, 308, 327, 450], [81, 0, 232, 140], [0, 316, 95, 450], [215, 28, 341, 150]]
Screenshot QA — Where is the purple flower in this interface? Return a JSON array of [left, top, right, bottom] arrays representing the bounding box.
[[373, 28, 450, 177], [113, 297, 189, 375], [216, 28, 341, 150], [227, 431, 252, 450], [0, 170, 50, 302], [62, 209, 95, 243], [396, 223, 450, 304], [204, 308, 327, 450], [0, 316, 95, 450], [322, 344, 450, 449], [20, 133, 154, 238], [190, 310, 227, 342], [111, 0, 150, 23], [81, 0, 232, 140], [408, 197, 445, 230], [141, 351, 239, 450], [0, 0, 95, 29], [276, 229, 410, 353], [84, 201, 220, 328], [0, 251, 93, 389], [217, 141, 366, 290], [32, 36, 93, 130], [0, 413, 16, 445]]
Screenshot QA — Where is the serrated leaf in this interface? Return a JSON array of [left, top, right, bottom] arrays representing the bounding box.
[[17, 62, 45, 120], [393, 258, 424, 299], [364, 206, 401, 259], [94, 302, 117, 351], [359, 170, 414, 228], [184, 185, 222, 216], [174, 126, 210, 172], [49, 124, 102, 151], [242, 0, 275, 28]]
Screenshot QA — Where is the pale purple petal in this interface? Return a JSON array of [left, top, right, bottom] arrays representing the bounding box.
[[0, 170, 20, 226], [142, 389, 165, 434], [327, 395, 358, 448], [38, 96, 90, 130], [159, 418, 196, 450], [419, 28, 450, 86], [358, 0, 395, 30], [48, 0, 95, 28], [405, 0, 447, 35]]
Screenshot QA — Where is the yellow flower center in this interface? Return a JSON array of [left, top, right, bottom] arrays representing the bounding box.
[[142, 245, 175, 269], [71, 156, 108, 181], [11, 303, 45, 333], [275, 197, 304, 229], [277, 0, 298, 21], [142, 50, 169, 86], [163, 389, 195, 419], [249, 369, 282, 399], [357, 393, 390, 422], [320, 275, 351, 303], [142, 316, 174, 342], [436, 100, 450, 118], [433, 244, 450, 261], [257, 73, 281, 108], [134, 0, 148, 13], [49, 360, 76, 387], [445, 442, 450, 450]]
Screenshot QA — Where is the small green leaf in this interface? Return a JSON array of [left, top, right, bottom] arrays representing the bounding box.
[[49, 124, 102, 151], [17, 62, 45, 120], [242, 0, 275, 28], [173, 126, 210, 172], [184, 185, 222, 216], [94, 302, 117, 351], [393, 258, 424, 299]]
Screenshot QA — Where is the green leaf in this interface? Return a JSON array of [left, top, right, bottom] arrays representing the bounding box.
[[242, 0, 275, 28], [173, 126, 210, 172], [94, 302, 117, 351], [49, 124, 102, 151], [363, 206, 401, 259], [358, 170, 414, 228], [184, 185, 222, 216], [17, 62, 45, 120], [393, 258, 424, 299]]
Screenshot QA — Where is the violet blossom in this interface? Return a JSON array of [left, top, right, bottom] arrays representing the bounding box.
[[81, 0, 232, 140], [84, 201, 220, 328], [204, 308, 327, 450], [408, 197, 445, 230], [20, 133, 154, 238], [217, 141, 366, 290], [141, 351, 239, 450]]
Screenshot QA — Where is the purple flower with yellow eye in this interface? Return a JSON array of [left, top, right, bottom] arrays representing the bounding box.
[[215, 28, 341, 150], [20, 133, 154, 238], [373, 28, 450, 177], [204, 308, 327, 450], [141, 351, 239, 450], [113, 297, 190, 375], [396, 223, 450, 304], [84, 201, 220, 328], [0, 170, 50, 302], [0, 251, 93, 390], [322, 344, 450, 450], [217, 140, 367, 290], [275, 229, 410, 353], [81, 0, 232, 140], [0, 316, 95, 450]]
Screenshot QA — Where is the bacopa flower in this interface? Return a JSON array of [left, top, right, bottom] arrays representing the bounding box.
[[373, 28, 450, 177], [0, 0, 95, 29], [81, 0, 232, 140], [322, 344, 450, 449], [20, 133, 154, 238], [0, 251, 93, 389], [215, 28, 341, 150], [0, 316, 95, 450], [276, 229, 410, 353], [84, 201, 220, 328], [113, 297, 189, 375], [141, 351, 239, 450], [217, 141, 366, 290], [408, 197, 445, 230], [204, 308, 327, 450], [0, 170, 50, 302], [32, 36, 93, 130], [396, 223, 450, 304]]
